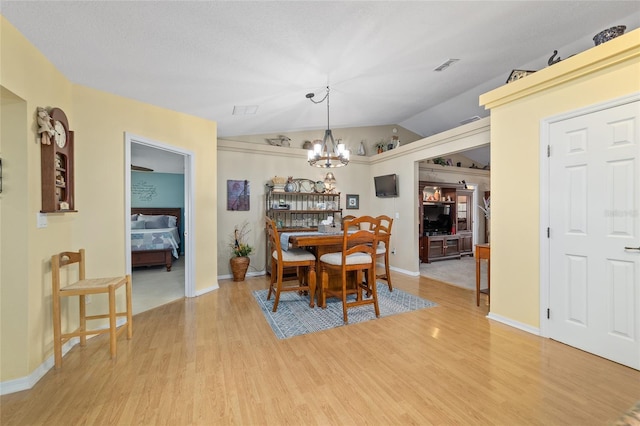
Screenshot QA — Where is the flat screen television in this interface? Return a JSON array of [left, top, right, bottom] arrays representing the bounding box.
[[423, 204, 451, 235], [374, 174, 399, 198]]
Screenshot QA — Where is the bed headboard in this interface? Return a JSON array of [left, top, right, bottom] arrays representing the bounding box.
[[131, 207, 181, 230]]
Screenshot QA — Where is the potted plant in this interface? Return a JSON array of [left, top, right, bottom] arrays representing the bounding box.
[[230, 222, 254, 281], [432, 157, 448, 166]]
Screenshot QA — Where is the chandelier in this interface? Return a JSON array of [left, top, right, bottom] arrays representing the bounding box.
[[306, 86, 349, 168]]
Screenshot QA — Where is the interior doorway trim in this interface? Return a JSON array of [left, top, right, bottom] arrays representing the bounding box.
[[124, 132, 195, 298]]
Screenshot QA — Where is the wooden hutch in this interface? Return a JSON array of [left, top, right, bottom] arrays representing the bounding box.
[[419, 181, 473, 263]]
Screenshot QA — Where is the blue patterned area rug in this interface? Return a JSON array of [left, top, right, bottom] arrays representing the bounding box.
[[612, 400, 640, 425], [253, 284, 437, 339]]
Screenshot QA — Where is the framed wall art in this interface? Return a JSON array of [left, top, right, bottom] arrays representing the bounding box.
[[227, 179, 250, 211], [346, 194, 359, 210]]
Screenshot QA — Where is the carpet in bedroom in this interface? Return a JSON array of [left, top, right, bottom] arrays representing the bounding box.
[[131, 256, 184, 314]]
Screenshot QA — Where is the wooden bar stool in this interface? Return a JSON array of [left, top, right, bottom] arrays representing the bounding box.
[[51, 249, 133, 368]]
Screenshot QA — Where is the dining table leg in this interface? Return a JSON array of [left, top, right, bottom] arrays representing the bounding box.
[[308, 264, 316, 308]]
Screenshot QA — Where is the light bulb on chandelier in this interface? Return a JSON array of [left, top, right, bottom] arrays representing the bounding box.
[[305, 86, 349, 168]]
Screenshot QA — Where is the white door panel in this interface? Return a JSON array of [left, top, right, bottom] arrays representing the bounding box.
[[548, 100, 640, 369]]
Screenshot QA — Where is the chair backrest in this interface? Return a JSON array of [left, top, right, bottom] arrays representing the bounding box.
[[342, 215, 358, 231], [342, 216, 380, 261], [265, 216, 283, 262], [51, 249, 85, 292], [376, 215, 393, 246]]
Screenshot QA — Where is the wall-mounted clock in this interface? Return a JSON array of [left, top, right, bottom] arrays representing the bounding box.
[[40, 107, 75, 212], [53, 120, 67, 148]]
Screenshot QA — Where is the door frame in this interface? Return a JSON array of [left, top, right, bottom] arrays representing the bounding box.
[[539, 92, 640, 338], [124, 132, 196, 298]]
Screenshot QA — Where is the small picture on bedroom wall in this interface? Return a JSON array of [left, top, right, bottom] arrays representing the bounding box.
[[227, 179, 250, 211]]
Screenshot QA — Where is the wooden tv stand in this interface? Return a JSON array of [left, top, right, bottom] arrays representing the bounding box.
[[420, 234, 469, 263]]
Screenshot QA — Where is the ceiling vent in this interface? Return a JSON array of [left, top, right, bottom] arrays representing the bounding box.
[[433, 58, 460, 72], [460, 115, 481, 125], [232, 105, 259, 115]]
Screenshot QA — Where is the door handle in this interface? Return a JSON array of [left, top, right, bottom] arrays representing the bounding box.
[[624, 246, 640, 251]]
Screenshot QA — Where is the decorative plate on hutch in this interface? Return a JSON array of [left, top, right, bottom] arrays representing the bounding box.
[[296, 178, 315, 193]]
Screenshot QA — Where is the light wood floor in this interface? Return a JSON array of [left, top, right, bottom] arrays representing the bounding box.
[[2, 274, 639, 425]]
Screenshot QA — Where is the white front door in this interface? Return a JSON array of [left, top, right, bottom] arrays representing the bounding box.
[[547, 99, 640, 370]]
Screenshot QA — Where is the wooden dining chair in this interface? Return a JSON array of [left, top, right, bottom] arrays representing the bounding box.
[[319, 215, 381, 323], [342, 215, 358, 231], [265, 216, 317, 311], [51, 249, 132, 368], [374, 215, 394, 291]]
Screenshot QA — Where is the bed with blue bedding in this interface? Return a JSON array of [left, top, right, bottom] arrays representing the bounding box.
[[131, 207, 181, 271]]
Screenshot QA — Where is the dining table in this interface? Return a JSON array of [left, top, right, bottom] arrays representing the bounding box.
[[285, 230, 372, 308]]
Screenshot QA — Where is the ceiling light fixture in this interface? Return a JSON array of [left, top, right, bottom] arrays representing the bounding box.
[[306, 86, 349, 168]]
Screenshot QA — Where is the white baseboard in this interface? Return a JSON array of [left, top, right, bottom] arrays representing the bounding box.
[[0, 337, 79, 395], [386, 264, 420, 277], [0, 318, 129, 396], [216, 270, 266, 282], [195, 282, 219, 296], [487, 312, 541, 336]]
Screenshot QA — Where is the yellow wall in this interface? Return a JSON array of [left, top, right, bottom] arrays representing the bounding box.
[[0, 16, 217, 382], [480, 28, 640, 327], [1, 87, 30, 379]]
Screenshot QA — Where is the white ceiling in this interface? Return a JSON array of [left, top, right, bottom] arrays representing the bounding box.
[[3, 1, 638, 169]]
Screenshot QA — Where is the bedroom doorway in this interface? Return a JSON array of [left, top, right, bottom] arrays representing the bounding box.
[[124, 133, 195, 313]]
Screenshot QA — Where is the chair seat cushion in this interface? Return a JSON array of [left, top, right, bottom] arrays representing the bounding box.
[[273, 248, 316, 262], [376, 244, 386, 255], [60, 276, 128, 292], [320, 252, 373, 266]]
